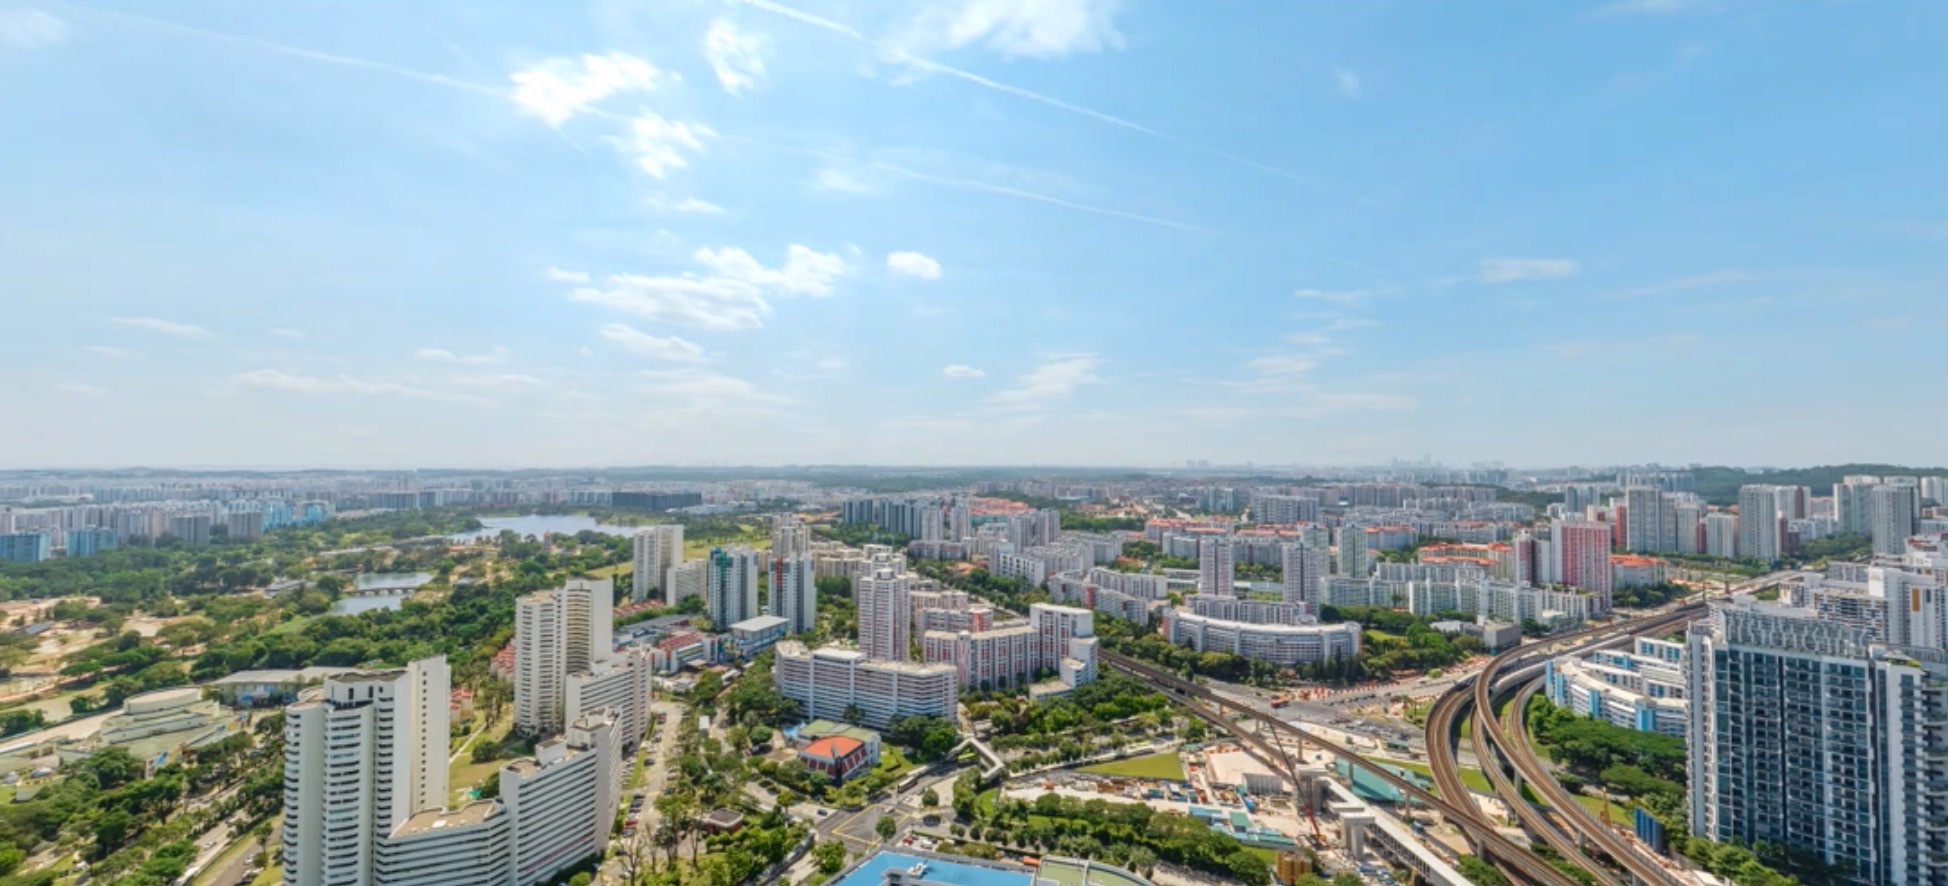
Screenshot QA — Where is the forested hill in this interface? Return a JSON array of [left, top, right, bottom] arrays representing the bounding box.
[[1691, 464, 1948, 505]]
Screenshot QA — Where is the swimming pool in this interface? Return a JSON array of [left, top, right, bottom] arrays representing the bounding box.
[[829, 851, 1029, 886]]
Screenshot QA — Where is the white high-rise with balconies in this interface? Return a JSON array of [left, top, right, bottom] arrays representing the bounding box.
[[770, 516, 811, 557], [857, 566, 912, 661], [514, 579, 615, 736], [281, 658, 450, 886], [1870, 483, 1918, 556], [1197, 536, 1235, 596], [1280, 542, 1320, 611], [630, 525, 683, 603]]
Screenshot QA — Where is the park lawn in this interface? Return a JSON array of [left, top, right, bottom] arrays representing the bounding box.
[[589, 562, 631, 579], [267, 616, 312, 636], [249, 864, 281, 886], [975, 787, 998, 817], [1080, 751, 1186, 781], [876, 746, 917, 778], [1571, 793, 1634, 823]]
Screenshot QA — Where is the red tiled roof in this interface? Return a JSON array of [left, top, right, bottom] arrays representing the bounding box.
[[799, 736, 864, 761]]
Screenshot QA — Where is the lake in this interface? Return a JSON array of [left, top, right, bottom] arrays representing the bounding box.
[[332, 571, 434, 615], [448, 514, 643, 541]]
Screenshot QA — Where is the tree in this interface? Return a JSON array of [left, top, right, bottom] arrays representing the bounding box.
[[1457, 855, 1512, 886], [813, 839, 848, 876], [842, 703, 865, 724], [1332, 874, 1364, 886], [875, 815, 898, 842], [920, 787, 939, 807]]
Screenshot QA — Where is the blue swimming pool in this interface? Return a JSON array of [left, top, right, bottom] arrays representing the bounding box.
[[829, 851, 1028, 886]]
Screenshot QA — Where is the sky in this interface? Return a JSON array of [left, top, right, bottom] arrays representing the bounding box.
[[1, 0, 1944, 470]]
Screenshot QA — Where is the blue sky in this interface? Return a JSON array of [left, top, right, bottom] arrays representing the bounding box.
[[2, 0, 1943, 470]]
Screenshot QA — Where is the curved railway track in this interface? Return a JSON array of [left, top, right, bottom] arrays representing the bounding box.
[[1103, 650, 1584, 886], [1427, 604, 1705, 886]]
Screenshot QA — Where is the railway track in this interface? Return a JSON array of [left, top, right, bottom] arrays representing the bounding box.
[[1103, 651, 1585, 886]]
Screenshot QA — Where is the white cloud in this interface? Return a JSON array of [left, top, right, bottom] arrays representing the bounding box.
[[1285, 332, 1333, 346], [1333, 67, 1361, 98], [510, 52, 664, 126], [618, 112, 713, 179], [897, 0, 1126, 60], [813, 168, 871, 193], [942, 364, 986, 379], [562, 244, 846, 331], [634, 368, 782, 405], [56, 383, 106, 397], [598, 323, 708, 362], [85, 345, 142, 358], [0, 7, 64, 47], [650, 196, 726, 214], [886, 251, 943, 280], [108, 316, 216, 338], [696, 244, 845, 296], [267, 327, 305, 339], [446, 373, 547, 389], [703, 18, 770, 95], [1479, 258, 1580, 283], [415, 346, 509, 365], [1292, 288, 1379, 304], [991, 355, 1101, 406], [231, 369, 494, 406], [546, 267, 592, 284]]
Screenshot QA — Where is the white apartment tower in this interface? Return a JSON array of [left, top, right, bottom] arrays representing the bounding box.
[[857, 566, 912, 661], [1870, 483, 1918, 556], [770, 516, 811, 557], [1280, 542, 1320, 611], [630, 525, 683, 603], [1197, 536, 1235, 596], [281, 658, 451, 886], [769, 553, 817, 635], [706, 545, 761, 630], [1704, 512, 1739, 559], [502, 711, 621, 886], [514, 579, 615, 736], [1737, 485, 1785, 564], [665, 559, 705, 607]]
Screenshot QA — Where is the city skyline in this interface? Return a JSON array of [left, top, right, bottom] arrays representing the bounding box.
[[3, 0, 1944, 469]]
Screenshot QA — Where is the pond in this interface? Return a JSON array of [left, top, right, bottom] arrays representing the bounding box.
[[332, 571, 435, 615], [448, 514, 643, 542]]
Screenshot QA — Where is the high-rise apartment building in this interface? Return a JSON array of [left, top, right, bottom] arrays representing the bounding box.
[[502, 712, 621, 886], [706, 545, 760, 630], [1704, 513, 1739, 559], [63, 527, 119, 558], [1870, 483, 1918, 556], [857, 566, 912, 661], [281, 658, 451, 886], [1738, 485, 1786, 564], [1197, 536, 1235, 596], [770, 516, 811, 557], [1835, 475, 1883, 537], [630, 525, 683, 603], [1336, 523, 1371, 578], [1686, 600, 1948, 886], [1555, 520, 1613, 611], [0, 532, 48, 563], [514, 579, 614, 736], [1280, 542, 1320, 611], [768, 553, 816, 635], [664, 559, 705, 607], [1624, 487, 1667, 552]]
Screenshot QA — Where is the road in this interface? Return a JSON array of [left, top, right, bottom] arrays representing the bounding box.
[[596, 699, 684, 885]]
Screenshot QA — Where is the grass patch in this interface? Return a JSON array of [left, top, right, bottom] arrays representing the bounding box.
[[267, 616, 312, 635], [1571, 793, 1633, 823], [1080, 751, 1185, 781], [589, 562, 631, 579], [975, 787, 998, 817]]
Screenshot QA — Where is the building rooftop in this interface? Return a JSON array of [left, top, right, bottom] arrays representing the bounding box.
[[798, 720, 880, 745], [799, 735, 864, 762], [731, 614, 789, 633], [391, 800, 501, 837]]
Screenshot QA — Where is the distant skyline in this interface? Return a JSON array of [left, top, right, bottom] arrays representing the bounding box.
[[2, 0, 1944, 469]]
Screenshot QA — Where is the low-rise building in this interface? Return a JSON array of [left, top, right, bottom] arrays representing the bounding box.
[[1161, 609, 1360, 666], [727, 614, 789, 659], [772, 641, 957, 729], [1544, 637, 1686, 735]]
